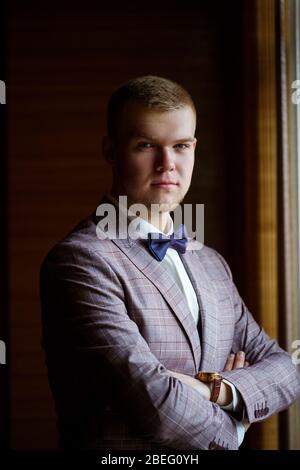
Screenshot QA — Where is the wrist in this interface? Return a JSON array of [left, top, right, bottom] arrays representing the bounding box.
[[216, 381, 233, 406], [195, 372, 233, 406], [195, 372, 222, 402]]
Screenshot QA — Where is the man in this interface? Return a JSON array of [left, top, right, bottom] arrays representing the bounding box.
[[40, 76, 300, 450]]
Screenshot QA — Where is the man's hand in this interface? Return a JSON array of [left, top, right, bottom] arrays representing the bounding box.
[[241, 417, 251, 432], [205, 351, 250, 406], [223, 351, 250, 371], [222, 352, 251, 432]]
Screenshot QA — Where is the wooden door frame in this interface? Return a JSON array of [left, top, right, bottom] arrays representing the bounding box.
[[243, 0, 279, 449], [243, 0, 300, 449], [277, 0, 300, 450]]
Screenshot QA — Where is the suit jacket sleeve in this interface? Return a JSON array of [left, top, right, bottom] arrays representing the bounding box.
[[214, 250, 300, 423], [40, 240, 239, 450]]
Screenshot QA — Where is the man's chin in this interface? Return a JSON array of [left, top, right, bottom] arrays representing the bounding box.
[[154, 202, 180, 213], [125, 193, 183, 213], [146, 198, 182, 213]]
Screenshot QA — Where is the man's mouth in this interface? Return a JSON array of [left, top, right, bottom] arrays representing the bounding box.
[[151, 181, 178, 188]]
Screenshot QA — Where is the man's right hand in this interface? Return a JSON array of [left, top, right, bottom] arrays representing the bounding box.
[[223, 351, 251, 432]]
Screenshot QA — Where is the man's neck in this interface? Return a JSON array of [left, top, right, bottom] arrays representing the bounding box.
[[146, 210, 170, 234], [108, 191, 170, 234]]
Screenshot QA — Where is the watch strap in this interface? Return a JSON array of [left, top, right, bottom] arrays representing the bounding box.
[[210, 377, 222, 403]]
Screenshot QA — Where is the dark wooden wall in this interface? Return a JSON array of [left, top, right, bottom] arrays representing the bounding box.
[[7, 0, 244, 448]]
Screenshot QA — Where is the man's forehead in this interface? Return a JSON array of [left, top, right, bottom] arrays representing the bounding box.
[[116, 102, 196, 142], [133, 100, 193, 112], [128, 130, 195, 142]]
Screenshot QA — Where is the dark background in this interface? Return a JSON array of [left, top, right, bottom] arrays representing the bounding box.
[[2, 0, 248, 449], [0, 0, 9, 452]]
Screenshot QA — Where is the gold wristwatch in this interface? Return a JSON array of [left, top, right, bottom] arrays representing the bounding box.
[[195, 372, 223, 403]]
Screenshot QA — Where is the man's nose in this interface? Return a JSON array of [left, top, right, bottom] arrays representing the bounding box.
[[155, 147, 175, 172]]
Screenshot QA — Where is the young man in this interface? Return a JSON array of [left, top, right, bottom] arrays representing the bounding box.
[[40, 76, 300, 450]]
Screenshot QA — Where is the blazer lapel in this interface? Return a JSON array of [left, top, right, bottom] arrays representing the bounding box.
[[179, 246, 219, 371], [111, 236, 201, 373]]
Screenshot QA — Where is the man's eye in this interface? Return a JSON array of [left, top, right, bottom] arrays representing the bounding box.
[[138, 142, 153, 149], [175, 143, 190, 150]]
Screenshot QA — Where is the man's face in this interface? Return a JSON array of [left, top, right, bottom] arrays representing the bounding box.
[[106, 102, 197, 212]]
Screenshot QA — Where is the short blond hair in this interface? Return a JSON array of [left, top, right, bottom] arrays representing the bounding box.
[[107, 75, 196, 139]]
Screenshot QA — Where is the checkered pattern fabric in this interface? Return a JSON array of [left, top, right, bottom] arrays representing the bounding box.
[[40, 204, 300, 450]]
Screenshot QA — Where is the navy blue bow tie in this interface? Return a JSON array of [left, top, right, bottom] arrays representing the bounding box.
[[147, 224, 188, 261]]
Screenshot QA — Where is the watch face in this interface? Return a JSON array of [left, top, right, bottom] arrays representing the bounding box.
[[197, 372, 222, 382]]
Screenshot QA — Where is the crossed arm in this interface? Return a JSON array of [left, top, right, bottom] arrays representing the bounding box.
[[41, 242, 300, 450], [41, 244, 248, 449], [168, 352, 251, 432]]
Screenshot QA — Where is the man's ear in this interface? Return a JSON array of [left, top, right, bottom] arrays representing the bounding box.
[[102, 135, 116, 165]]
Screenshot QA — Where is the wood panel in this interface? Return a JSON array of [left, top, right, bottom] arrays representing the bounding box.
[[244, 0, 279, 449]]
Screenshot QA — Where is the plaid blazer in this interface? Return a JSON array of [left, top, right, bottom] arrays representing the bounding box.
[[40, 203, 300, 450]]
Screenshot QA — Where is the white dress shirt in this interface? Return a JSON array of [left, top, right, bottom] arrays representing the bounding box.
[[105, 193, 245, 446]]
